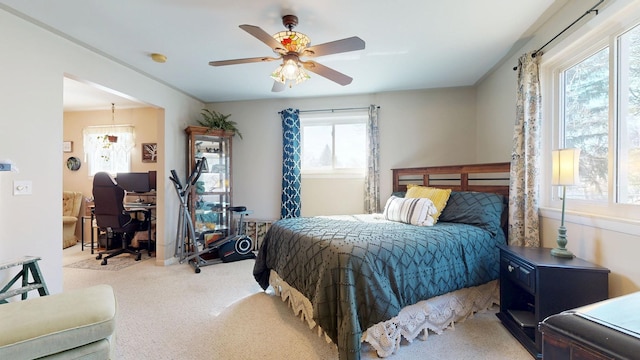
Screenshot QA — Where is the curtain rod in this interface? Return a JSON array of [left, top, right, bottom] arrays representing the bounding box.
[[86, 124, 132, 128], [513, 0, 604, 71], [299, 106, 379, 114]]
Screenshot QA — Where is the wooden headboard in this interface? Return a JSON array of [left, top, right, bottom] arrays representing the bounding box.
[[392, 162, 511, 239], [392, 162, 510, 198]]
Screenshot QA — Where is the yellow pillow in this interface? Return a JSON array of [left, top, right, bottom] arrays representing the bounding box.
[[405, 185, 452, 223]]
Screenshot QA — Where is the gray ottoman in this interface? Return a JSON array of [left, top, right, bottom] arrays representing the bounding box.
[[0, 284, 116, 359]]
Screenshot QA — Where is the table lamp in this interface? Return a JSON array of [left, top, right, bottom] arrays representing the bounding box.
[[551, 148, 580, 258]]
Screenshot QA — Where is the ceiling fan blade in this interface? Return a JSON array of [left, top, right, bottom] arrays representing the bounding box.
[[303, 37, 365, 57], [209, 56, 278, 67], [271, 81, 285, 92], [302, 61, 353, 86], [239, 24, 285, 52]]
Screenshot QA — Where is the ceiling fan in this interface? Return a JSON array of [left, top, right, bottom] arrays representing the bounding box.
[[209, 15, 365, 92]]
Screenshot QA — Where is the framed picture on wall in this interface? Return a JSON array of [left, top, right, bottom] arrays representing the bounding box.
[[142, 143, 157, 163], [63, 141, 73, 153]]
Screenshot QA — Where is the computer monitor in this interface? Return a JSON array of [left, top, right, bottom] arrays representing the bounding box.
[[148, 171, 157, 191], [116, 172, 151, 193]]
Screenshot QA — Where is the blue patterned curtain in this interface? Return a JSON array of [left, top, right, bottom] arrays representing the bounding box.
[[364, 105, 381, 213], [280, 108, 301, 218], [509, 52, 541, 247]]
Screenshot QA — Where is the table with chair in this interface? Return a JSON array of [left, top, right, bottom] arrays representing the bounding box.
[[82, 203, 154, 256], [91, 172, 154, 266]]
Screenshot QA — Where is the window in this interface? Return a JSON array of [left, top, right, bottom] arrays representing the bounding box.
[[300, 112, 367, 176], [548, 10, 640, 219], [618, 24, 640, 204], [561, 47, 610, 201], [83, 126, 135, 175]]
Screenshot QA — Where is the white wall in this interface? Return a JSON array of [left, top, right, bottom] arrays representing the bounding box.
[[211, 87, 478, 219], [475, 61, 516, 163], [475, 0, 640, 297], [301, 178, 365, 217], [0, 9, 203, 295]]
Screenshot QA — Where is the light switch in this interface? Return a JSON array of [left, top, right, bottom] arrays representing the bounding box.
[[13, 180, 32, 195]]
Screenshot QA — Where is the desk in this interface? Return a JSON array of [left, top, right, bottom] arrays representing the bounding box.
[[81, 204, 155, 255], [125, 204, 155, 256]]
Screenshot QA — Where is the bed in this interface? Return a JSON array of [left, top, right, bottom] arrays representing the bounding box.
[[253, 162, 510, 359]]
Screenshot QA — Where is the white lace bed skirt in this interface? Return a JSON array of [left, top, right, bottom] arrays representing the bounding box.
[[269, 270, 499, 357]]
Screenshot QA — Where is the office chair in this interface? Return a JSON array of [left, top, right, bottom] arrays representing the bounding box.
[[93, 172, 142, 265]]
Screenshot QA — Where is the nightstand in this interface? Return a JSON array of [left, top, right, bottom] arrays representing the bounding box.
[[496, 245, 610, 358]]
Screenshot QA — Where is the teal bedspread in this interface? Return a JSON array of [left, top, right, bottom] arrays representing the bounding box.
[[253, 215, 505, 360]]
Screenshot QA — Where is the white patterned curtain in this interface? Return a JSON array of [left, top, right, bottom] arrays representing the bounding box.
[[364, 105, 380, 213], [508, 52, 541, 247]]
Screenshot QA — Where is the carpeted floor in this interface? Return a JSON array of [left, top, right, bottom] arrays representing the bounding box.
[[62, 244, 533, 360], [65, 252, 153, 271]]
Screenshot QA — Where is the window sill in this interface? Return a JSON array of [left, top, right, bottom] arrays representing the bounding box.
[[539, 207, 640, 237]]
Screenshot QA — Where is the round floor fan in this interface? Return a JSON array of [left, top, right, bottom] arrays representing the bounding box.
[[209, 15, 365, 92]]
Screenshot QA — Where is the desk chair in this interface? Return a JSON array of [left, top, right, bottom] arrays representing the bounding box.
[[93, 172, 141, 265]]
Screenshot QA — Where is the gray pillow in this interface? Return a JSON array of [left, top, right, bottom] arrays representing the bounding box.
[[438, 191, 505, 235]]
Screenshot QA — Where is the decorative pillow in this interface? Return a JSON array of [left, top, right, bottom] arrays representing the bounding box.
[[405, 185, 452, 224], [382, 196, 437, 226], [438, 191, 505, 235]]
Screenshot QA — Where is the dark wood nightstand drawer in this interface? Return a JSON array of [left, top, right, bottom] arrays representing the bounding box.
[[501, 252, 535, 294]]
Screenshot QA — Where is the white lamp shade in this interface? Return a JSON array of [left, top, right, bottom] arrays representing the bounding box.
[[270, 59, 310, 85], [552, 148, 580, 186]]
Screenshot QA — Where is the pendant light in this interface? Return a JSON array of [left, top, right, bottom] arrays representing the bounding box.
[[106, 103, 118, 143]]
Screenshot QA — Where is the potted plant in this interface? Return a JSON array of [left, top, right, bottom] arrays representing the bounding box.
[[97, 135, 117, 148], [197, 109, 242, 139]]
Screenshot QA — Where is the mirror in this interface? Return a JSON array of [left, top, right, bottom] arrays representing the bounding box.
[[66, 156, 81, 171]]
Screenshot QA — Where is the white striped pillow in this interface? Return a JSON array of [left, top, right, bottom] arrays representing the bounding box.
[[382, 196, 437, 226]]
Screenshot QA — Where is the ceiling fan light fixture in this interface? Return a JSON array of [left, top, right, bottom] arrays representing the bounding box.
[[282, 60, 299, 78], [210, 15, 364, 90], [270, 59, 310, 86], [272, 31, 310, 53]]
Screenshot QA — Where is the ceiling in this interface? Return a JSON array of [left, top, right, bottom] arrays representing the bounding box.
[[0, 0, 565, 110]]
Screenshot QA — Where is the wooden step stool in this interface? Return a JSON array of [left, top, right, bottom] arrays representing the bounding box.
[[0, 256, 49, 303]]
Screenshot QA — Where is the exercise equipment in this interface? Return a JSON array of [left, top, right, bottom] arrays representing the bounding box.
[[170, 159, 254, 273]]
